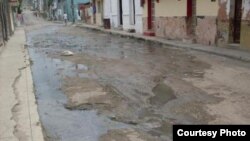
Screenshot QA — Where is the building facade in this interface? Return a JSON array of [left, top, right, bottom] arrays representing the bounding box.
[[142, 0, 250, 49], [100, 0, 142, 33], [78, 2, 91, 23], [65, 0, 90, 22], [0, 0, 16, 47], [122, 0, 143, 33]]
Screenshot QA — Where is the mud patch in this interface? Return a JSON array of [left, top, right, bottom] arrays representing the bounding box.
[[150, 83, 176, 107], [63, 77, 119, 110], [62, 77, 141, 125], [63, 77, 108, 109]]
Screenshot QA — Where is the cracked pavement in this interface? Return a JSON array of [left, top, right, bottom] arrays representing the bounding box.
[[0, 28, 44, 141]]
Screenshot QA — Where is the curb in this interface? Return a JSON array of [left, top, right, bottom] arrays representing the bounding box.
[[75, 24, 250, 62]]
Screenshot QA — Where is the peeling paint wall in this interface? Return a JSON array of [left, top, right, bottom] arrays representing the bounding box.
[[141, 0, 250, 49], [195, 0, 219, 45], [241, 0, 250, 49], [196, 17, 217, 45], [155, 17, 187, 40], [154, 0, 187, 38], [217, 0, 231, 47], [140, 0, 250, 50], [194, 0, 232, 46]]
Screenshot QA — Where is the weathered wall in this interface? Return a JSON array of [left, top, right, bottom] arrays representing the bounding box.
[[241, 0, 250, 49], [141, 0, 236, 47], [145, 0, 220, 44], [216, 0, 231, 47], [155, 17, 187, 40], [196, 17, 217, 45], [152, 0, 187, 39], [195, 1, 219, 45]]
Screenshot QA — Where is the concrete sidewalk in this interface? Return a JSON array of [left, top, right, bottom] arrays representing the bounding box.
[[76, 23, 250, 62], [0, 28, 44, 141]]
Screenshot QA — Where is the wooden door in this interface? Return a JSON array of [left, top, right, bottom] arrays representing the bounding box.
[[233, 0, 242, 43]]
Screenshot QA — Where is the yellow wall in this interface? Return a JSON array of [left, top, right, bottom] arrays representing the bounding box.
[[143, 1, 148, 17], [197, 0, 219, 16], [155, 0, 187, 17], [143, 0, 220, 17], [95, 0, 103, 26]]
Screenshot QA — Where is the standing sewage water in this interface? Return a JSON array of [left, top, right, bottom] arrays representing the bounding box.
[[27, 26, 127, 141]]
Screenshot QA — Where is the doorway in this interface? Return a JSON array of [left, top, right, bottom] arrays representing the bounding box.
[[232, 0, 242, 43], [147, 0, 155, 30], [119, 0, 123, 25]]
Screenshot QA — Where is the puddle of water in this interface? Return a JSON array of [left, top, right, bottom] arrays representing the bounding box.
[[150, 83, 176, 107], [28, 25, 164, 62], [28, 48, 127, 141]]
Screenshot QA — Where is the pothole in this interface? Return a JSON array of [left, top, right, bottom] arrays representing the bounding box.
[[149, 83, 176, 107]]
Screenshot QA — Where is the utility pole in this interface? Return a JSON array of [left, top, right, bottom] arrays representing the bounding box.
[[71, 0, 75, 23]]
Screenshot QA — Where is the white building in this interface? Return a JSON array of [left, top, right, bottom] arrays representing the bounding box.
[[106, 0, 142, 33], [121, 0, 143, 33]]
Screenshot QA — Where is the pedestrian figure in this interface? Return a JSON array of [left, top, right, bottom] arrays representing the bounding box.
[[63, 13, 68, 25]]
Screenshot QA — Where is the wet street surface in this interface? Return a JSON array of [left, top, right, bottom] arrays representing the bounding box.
[[25, 19, 250, 141]]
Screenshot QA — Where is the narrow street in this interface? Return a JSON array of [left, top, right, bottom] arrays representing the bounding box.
[[22, 10, 250, 141]]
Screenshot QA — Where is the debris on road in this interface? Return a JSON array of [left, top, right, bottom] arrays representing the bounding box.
[[61, 50, 74, 56]]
